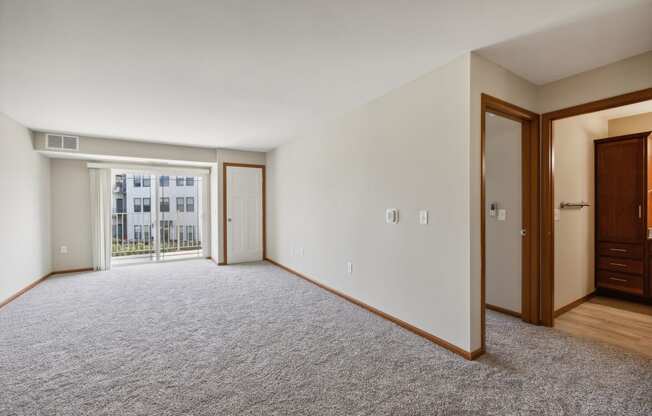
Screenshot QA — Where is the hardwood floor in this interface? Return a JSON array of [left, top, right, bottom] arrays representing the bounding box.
[[555, 296, 652, 359]]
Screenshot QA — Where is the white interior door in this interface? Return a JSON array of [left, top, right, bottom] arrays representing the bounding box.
[[226, 166, 263, 263]]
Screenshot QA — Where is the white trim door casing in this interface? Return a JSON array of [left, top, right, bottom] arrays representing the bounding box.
[[226, 166, 263, 263]]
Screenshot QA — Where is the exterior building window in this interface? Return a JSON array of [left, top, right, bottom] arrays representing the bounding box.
[[160, 176, 169, 187], [187, 225, 194, 241], [179, 227, 184, 242], [160, 220, 173, 243], [116, 198, 124, 213], [186, 197, 195, 212], [144, 226, 150, 242], [143, 176, 151, 187], [143, 198, 151, 212], [134, 175, 142, 187], [176, 176, 184, 186], [134, 225, 142, 241], [160, 197, 170, 212], [177, 197, 185, 212], [134, 198, 142, 213], [114, 174, 126, 193], [186, 177, 194, 186]]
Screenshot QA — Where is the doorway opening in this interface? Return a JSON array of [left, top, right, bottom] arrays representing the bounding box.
[[111, 170, 207, 265], [541, 88, 652, 327], [480, 94, 540, 352], [542, 92, 652, 358]]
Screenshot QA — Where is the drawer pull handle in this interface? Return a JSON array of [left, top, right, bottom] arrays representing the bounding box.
[[609, 262, 628, 267], [609, 248, 627, 253], [608, 277, 628, 283]]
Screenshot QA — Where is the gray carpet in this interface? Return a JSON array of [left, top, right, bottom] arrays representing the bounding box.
[[1, 260, 651, 415]]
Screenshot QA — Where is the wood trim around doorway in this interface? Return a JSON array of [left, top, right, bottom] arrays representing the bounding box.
[[222, 163, 266, 265], [540, 87, 652, 326], [481, 94, 540, 352]]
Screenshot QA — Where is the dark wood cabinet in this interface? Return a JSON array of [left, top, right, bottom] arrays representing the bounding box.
[[595, 132, 652, 299], [595, 137, 645, 242]]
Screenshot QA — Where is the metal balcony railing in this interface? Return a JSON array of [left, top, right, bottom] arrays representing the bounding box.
[[111, 212, 202, 258]]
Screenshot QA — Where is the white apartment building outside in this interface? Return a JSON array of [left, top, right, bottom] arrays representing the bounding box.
[[112, 173, 202, 252]]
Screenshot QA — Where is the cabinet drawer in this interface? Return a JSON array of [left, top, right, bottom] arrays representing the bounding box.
[[598, 242, 643, 259], [597, 256, 644, 274], [597, 270, 644, 295]]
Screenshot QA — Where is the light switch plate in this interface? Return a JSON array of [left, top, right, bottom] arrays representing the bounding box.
[[385, 208, 399, 224], [419, 209, 429, 225], [554, 208, 561, 221], [60, 245, 68, 254], [347, 261, 353, 274], [497, 209, 507, 221]]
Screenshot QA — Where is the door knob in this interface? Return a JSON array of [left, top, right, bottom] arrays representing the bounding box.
[[520, 229, 527, 236]]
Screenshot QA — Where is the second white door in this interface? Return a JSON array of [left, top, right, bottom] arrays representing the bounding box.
[[226, 165, 263, 263]]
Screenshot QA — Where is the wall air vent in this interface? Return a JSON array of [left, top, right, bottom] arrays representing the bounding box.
[[46, 134, 79, 151]]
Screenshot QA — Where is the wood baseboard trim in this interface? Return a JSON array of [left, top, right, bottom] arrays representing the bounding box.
[[486, 303, 521, 318], [0, 273, 50, 310], [50, 267, 94, 276], [554, 292, 596, 318], [265, 257, 482, 361], [1, 267, 95, 310], [207, 256, 227, 266]]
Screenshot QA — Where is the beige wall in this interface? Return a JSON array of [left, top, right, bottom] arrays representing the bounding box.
[[0, 113, 51, 304], [216, 149, 266, 264], [33, 132, 217, 164], [267, 54, 474, 351], [42, 141, 265, 266], [609, 112, 652, 136], [469, 52, 538, 349], [539, 51, 652, 114], [553, 113, 607, 310], [50, 159, 92, 271], [484, 114, 522, 314]]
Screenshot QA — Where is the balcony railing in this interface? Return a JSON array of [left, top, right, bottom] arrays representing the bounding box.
[[111, 213, 201, 258]]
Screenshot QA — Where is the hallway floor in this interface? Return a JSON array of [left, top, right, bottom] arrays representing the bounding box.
[[556, 295, 652, 359]]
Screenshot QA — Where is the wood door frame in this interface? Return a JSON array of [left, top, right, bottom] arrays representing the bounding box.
[[541, 87, 652, 326], [481, 94, 540, 351], [222, 163, 266, 265]]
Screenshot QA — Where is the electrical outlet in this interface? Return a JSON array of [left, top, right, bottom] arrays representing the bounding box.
[[347, 261, 353, 274], [60, 245, 68, 254]]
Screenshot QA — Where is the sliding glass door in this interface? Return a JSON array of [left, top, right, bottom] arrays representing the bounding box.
[[112, 172, 155, 261], [158, 174, 203, 261], [111, 170, 205, 264]]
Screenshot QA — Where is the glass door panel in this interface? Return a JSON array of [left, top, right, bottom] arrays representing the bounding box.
[[159, 175, 203, 261], [111, 172, 156, 263]]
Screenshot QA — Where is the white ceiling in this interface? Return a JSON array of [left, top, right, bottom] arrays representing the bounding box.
[[588, 99, 652, 121], [477, 1, 652, 85], [1, 0, 649, 151]]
